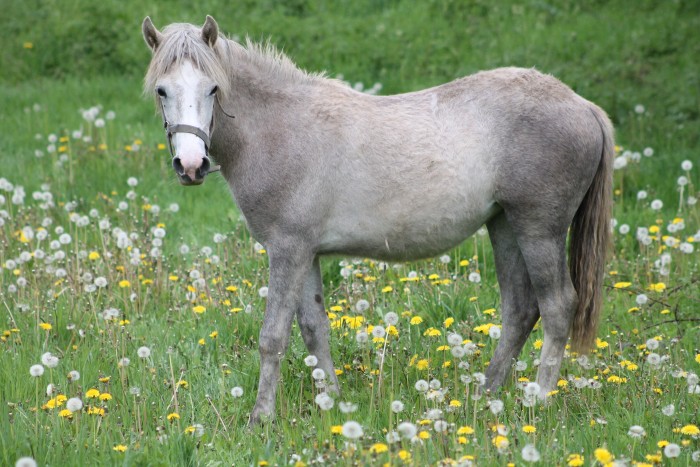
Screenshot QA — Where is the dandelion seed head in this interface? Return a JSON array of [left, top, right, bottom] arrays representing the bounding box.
[[341, 421, 363, 439], [304, 355, 318, 367], [66, 397, 83, 412], [29, 364, 44, 377], [137, 346, 151, 359], [230, 386, 243, 398]]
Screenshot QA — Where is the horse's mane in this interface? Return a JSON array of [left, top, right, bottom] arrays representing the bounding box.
[[144, 23, 326, 98]]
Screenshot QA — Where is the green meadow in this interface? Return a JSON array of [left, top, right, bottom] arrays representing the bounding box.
[[1, 1, 698, 465]]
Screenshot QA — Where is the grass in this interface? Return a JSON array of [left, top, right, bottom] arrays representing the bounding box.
[[1, 0, 699, 465]]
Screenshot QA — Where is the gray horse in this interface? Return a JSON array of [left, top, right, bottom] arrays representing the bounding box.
[[142, 16, 613, 424]]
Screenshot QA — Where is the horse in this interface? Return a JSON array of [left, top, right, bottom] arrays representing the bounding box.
[[142, 16, 613, 424]]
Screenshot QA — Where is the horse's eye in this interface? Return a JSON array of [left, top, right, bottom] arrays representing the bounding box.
[[209, 86, 218, 96], [156, 87, 167, 97]]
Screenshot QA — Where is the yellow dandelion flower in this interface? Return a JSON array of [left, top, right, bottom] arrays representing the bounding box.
[[99, 393, 112, 401], [167, 412, 180, 421], [566, 453, 584, 466], [613, 282, 632, 289], [58, 409, 73, 418], [594, 448, 613, 464], [557, 379, 568, 387], [626, 363, 639, 371], [87, 406, 105, 416], [457, 436, 468, 444], [418, 431, 431, 440], [99, 376, 111, 383], [398, 450, 411, 461], [330, 425, 343, 434], [596, 338, 609, 349], [113, 444, 128, 452], [369, 443, 388, 454], [522, 425, 536, 433], [657, 440, 669, 448], [443, 317, 455, 328], [449, 399, 462, 408], [459, 259, 470, 266], [533, 339, 543, 349], [606, 375, 627, 384], [648, 282, 666, 292], [416, 359, 429, 370], [442, 361, 451, 368], [381, 286, 393, 293], [177, 380, 189, 389], [193, 305, 206, 314], [209, 330, 218, 338], [39, 323, 52, 331], [680, 424, 699, 436], [457, 426, 474, 435], [410, 316, 423, 325], [88, 251, 100, 260], [85, 388, 100, 399], [184, 426, 195, 434], [492, 435, 509, 449], [118, 280, 130, 288], [695, 353, 700, 364], [645, 453, 662, 463]]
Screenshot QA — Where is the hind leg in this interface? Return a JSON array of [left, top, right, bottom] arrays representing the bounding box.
[[484, 211, 540, 391], [506, 216, 578, 398], [296, 257, 339, 393]]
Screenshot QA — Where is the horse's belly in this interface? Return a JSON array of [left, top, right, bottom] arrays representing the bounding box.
[[319, 196, 500, 261]]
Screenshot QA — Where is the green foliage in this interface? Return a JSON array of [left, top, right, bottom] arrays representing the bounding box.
[[0, 1, 699, 465]]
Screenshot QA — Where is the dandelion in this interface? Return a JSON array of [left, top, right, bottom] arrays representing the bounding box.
[[489, 399, 504, 415], [566, 454, 584, 466], [118, 357, 130, 367], [66, 397, 83, 412], [14, 457, 38, 467], [311, 368, 326, 381], [628, 425, 646, 438], [384, 312, 399, 326], [650, 199, 663, 210], [167, 412, 180, 421], [488, 326, 501, 340], [230, 386, 244, 398], [646, 338, 659, 350], [594, 448, 613, 464], [646, 353, 661, 367], [341, 421, 363, 439], [137, 346, 151, 359], [681, 160, 693, 171], [397, 422, 417, 439], [433, 420, 448, 433], [681, 424, 699, 437], [113, 445, 128, 452], [521, 444, 541, 462], [258, 286, 268, 298], [663, 443, 681, 458], [523, 425, 537, 434], [355, 299, 370, 312], [29, 364, 44, 377], [524, 382, 541, 397], [314, 392, 334, 410], [468, 272, 481, 283], [391, 400, 404, 413], [415, 379, 429, 392], [661, 404, 674, 416], [304, 355, 318, 367]]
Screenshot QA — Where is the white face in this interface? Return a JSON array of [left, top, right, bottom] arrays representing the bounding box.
[[156, 61, 218, 183]]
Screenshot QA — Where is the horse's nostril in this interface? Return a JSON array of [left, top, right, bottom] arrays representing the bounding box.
[[196, 156, 211, 179], [172, 157, 184, 175]]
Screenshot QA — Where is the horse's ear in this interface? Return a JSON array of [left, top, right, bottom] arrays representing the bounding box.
[[142, 16, 163, 52], [202, 15, 219, 47]]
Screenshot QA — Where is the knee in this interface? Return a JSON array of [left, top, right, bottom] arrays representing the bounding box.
[[258, 330, 289, 357]]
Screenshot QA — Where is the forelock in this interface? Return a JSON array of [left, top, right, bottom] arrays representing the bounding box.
[[144, 23, 229, 98]]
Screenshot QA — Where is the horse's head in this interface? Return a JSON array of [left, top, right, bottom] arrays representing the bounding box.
[[142, 16, 224, 186]]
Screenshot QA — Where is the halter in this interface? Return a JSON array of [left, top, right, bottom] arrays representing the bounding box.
[[158, 96, 225, 174]]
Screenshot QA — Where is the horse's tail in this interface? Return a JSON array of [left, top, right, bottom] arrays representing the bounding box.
[[568, 105, 614, 354]]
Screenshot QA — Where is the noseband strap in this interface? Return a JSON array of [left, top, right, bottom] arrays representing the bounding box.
[[159, 98, 220, 173]]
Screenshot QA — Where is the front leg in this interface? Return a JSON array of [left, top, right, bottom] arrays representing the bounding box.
[[249, 245, 314, 425], [296, 257, 339, 393]]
